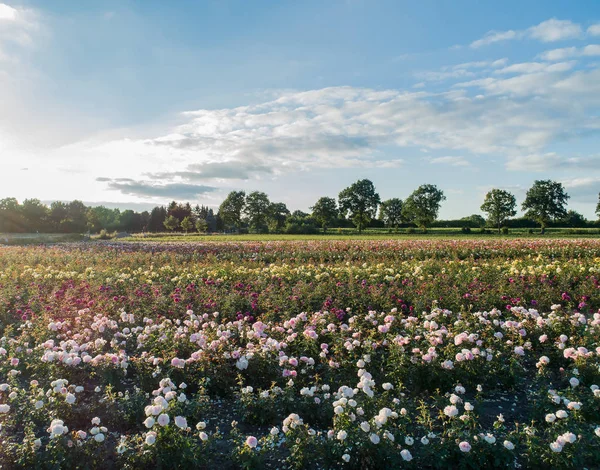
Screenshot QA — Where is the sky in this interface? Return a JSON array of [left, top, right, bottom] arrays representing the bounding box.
[[1, 0, 600, 219]]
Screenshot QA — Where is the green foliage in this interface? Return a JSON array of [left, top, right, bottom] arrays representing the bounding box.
[[379, 198, 403, 229], [163, 215, 179, 232], [87, 206, 121, 233], [338, 179, 381, 233], [219, 191, 246, 230], [195, 218, 208, 233], [310, 197, 338, 232], [266, 202, 290, 233], [402, 184, 446, 230], [244, 191, 271, 233], [180, 216, 194, 233], [560, 210, 587, 228], [481, 189, 517, 233], [522, 180, 570, 231]]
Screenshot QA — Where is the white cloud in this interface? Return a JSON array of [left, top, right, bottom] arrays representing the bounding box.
[[583, 44, 600, 56], [507, 153, 600, 171], [561, 177, 600, 203], [495, 61, 576, 74], [453, 58, 508, 70], [470, 30, 523, 48], [456, 65, 600, 100], [507, 153, 564, 171], [76, 62, 600, 198], [588, 23, 600, 36], [539, 44, 600, 61], [538, 47, 578, 61], [0, 3, 17, 21], [528, 18, 583, 42], [0, 3, 38, 54], [416, 68, 476, 82], [430, 156, 470, 167], [418, 58, 508, 82], [471, 18, 583, 48]]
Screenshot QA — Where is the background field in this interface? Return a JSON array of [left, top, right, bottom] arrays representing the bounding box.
[[3, 227, 600, 245]]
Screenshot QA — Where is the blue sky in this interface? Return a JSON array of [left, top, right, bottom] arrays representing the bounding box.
[[1, 0, 600, 218]]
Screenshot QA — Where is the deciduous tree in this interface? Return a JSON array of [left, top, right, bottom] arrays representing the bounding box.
[[480, 189, 517, 233], [163, 215, 179, 232], [338, 179, 380, 233], [311, 197, 338, 232], [379, 198, 403, 229], [219, 191, 246, 231], [522, 180, 569, 233], [402, 184, 446, 231], [244, 191, 270, 233], [180, 216, 194, 233]]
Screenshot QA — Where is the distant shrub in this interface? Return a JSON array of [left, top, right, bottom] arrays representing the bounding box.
[[461, 227, 471, 234], [98, 229, 114, 240], [285, 223, 318, 235], [501, 226, 509, 235]]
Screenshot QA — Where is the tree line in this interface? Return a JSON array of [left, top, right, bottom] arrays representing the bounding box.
[[0, 180, 598, 234]]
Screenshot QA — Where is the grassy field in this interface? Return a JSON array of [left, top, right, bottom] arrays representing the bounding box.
[[2, 228, 599, 245], [0, 233, 84, 245], [121, 227, 600, 242]]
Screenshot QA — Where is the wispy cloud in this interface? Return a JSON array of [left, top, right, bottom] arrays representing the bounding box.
[[470, 30, 523, 49], [589, 23, 600, 36], [528, 18, 583, 42], [0, 2, 39, 49], [100, 179, 217, 199], [494, 61, 577, 74], [416, 58, 507, 82], [430, 156, 470, 167], [561, 176, 600, 203], [146, 161, 274, 181], [470, 18, 583, 48], [78, 59, 600, 198], [507, 153, 600, 171], [538, 44, 600, 61]]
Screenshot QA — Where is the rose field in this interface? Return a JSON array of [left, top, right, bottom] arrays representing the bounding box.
[[0, 239, 599, 469]]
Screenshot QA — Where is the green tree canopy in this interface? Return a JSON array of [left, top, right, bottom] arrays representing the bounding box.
[[180, 216, 194, 233], [0, 198, 24, 233], [402, 184, 446, 231], [119, 209, 144, 233], [561, 210, 587, 228], [244, 191, 270, 233], [148, 206, 167, 232], [522, 180, 569, 232], [65, 200, 88, 233], [310, 197, 338, 232], [87, 206, 120, 233], [219, 191, 246, 230], [338, 179, 380, 233], [266, 202, 290, 233], [596, 193, 600, 220], [21, 199, 49, 232], [480, 189, 517, 233], [195, 218, 208, 233], [48, 201, 68, 232], [163, 215, 179, 232], [461, 214, 486, 228], [378, 198, 403, 229]]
